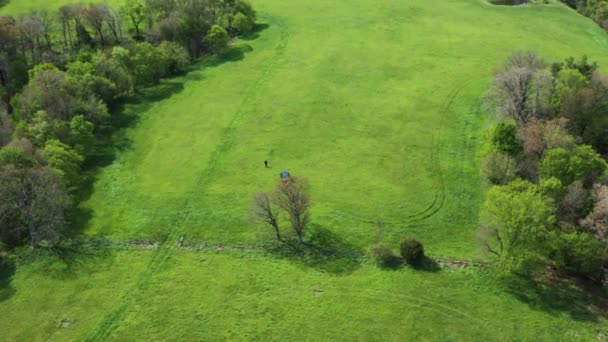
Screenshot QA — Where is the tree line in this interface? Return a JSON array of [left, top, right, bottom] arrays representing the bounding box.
[[563, 0, 608, 30], [481, 52, 608, 286], [0, 0, 257, 251]]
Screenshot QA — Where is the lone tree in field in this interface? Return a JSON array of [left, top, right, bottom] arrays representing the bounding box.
[[275, 176, 310, 244], [251, 192, 282, 241]]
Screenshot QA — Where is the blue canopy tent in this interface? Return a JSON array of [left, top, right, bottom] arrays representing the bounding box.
[[280, 171, 290, 180]]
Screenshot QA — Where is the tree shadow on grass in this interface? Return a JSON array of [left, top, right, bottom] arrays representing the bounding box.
[[265, 224, 364, 275], [0, 262, 16, 302], [68, 24, 265, 238], [504, 274, 606, 322], [0, 0, 9, 9], [377, 256, 441, 272], [67, 80, 185, 238], [240, 23, 270, 41], [21, 245, 114, 281], [202, 44, 254, 68], [411, 257, 441, 272]]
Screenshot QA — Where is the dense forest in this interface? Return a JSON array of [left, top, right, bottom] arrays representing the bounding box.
[[0, 0, 256, 252], [481, 52, 608, 286]]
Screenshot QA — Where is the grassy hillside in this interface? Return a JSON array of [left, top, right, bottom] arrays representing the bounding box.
[[2, 0, 608, 340]]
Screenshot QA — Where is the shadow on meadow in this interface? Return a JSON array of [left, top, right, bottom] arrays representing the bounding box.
[[202, 44, 254, 68], [265, 224, 364, 275], [241, 23, 270, 41], [0, 262, 16, 302], [18, 246, 115, 281], [0, 0, 8, 9], [376, 255, 441, 272], [505, 274, 607, 322]]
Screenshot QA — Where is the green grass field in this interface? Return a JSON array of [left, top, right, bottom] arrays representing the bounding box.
[[3, 0, 608, 340]]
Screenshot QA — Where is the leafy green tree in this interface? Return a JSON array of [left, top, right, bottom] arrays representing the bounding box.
[[0, 165, 69, 247], [492, 121, 522, 156], [66, 60, 117, 103], [480, 179, 555, 272], [231, 12, 253, 35], [552, 231, 606, 277], [42, 139, 83, 189], [156, 41, 190, 75], [23, 110, 55, 147], [540, 145, 606, 186], [68, 115, 95, 156], [204, 25, 229, 53], [0, 147, 34, 168], [235, 0, 256, 23], [122, 0, 146, 38], [552, 68, 588, 109]]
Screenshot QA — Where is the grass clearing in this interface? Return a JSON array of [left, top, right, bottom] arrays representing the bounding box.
[[2, 0, 608, 340]]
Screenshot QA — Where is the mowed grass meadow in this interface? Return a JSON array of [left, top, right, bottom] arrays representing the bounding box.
[[3, 0, 608, 340]]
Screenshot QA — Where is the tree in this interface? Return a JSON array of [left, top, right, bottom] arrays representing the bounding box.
[[68, 115, 95, 156], [0, 147, 34, 169], [582, 183, 608, 242], [480, 179, 555, 271], [518, 118, 576, 159], [481, 152, 516, 185], [275, 176, 310, 244], [41, 139, 83, 189], [18, 68, 75, 121], [0, 165, 69, 247], [559, 72, 608, 154], [551, 55, 598, 80], [83, 4, 108, 46], [0, 102, 12, 147], [553, 231, 606, 277], [204, 24, 229, 53], [156, 41, 190, 75], [231, 12, 253, 35], [539, 145, 606, 186], [251, 192, 282, 241], [557, 181, 591, 223], [122, 0, 146, 38], [492, 121, 522, 156], [551, 68, 588, 109], [494, 51, 552, 125]]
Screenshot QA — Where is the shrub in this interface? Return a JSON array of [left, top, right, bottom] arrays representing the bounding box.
[[400, 239, 425, 264], [369, 244, 398, 266]]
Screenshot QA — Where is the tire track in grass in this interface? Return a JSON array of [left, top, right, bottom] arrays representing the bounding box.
[[85, 14, 289, 342], [331, 81, 471, 229]]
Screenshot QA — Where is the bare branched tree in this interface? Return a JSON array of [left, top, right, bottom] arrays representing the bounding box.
[[582, 184, 608, 242], [494, 51, 551, 126], [275, 176, 310, 244], [251, 192, 282, 241]]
